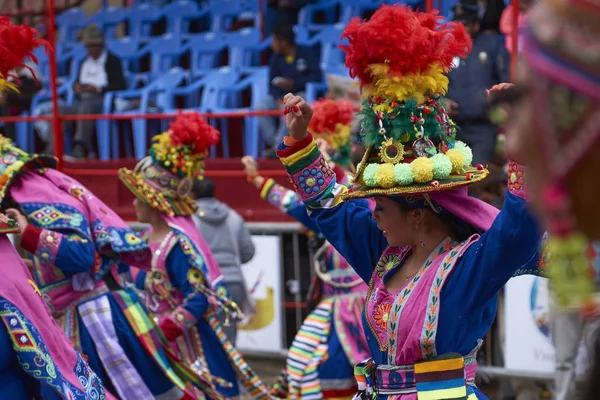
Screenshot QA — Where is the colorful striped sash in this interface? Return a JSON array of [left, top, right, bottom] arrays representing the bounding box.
[[352, 347, 480, 399], [286, 298, 334, 400]]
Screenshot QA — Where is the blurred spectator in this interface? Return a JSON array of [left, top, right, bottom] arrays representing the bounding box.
[[446, 1, 509, 166], [191, 178, 255, 345], [257, 24, 321, 156], [0, 63, 41, 141], [265, 0, 311, 36], [500, 0, 535, 54], [477, 0, 506, 34], [37, 25, 126, 159]]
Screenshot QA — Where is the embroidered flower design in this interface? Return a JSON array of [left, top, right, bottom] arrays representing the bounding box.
[[373, 303, 392, 330], [508, 162, 524, 192], [376, 254, 400, 277], [297, 168, 325, 195]]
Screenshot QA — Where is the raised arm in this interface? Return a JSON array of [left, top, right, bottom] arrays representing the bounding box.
[[448, 164, 544, 306], [273, 95, 388, 282]]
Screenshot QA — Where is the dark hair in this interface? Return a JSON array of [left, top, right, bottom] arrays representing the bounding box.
[[191, 178, 215, 199], [272, 24, 295, 44], [396, 200, 483, 243]]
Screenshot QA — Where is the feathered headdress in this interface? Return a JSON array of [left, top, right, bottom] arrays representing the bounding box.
[[118, 111, 220, 216], [308, 98, 355, 167], [0, 17, 48, 92], [339, 5, 487, 199]]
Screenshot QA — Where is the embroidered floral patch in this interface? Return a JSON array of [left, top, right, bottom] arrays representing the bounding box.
[[373, 303, 392, 330], [376, 254, 400, 278]]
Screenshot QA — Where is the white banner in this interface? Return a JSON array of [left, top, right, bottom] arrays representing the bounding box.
[[236, 235, 283, 354], [505, 275, 587, 375]]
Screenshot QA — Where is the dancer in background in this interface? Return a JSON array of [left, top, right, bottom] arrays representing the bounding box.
[[241, 98, 371, 400], [275, 5, 545, 398], [119, 111, 271, 399], [0, 17, 111, 400]]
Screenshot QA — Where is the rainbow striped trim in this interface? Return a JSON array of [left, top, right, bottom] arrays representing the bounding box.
[[414, 353, 467, 400]]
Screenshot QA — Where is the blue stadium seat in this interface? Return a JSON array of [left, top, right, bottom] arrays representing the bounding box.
[[100, 67, 185, 159], [56, 8, 89, 45], [89, 6, 129, 40], [126, 2, 163, 42], [162, 0, 205, 38], [225, 28, 269, 69], [187, 32, 228, 77]]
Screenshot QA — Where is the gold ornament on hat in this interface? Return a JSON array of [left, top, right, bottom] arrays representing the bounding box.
[[379, 138, 405, 164]]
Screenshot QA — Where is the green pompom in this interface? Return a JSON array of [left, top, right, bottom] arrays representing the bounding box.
[[454, 141, 473, 167], [393, 163, 413, 185], [363, 164, 378, 186], [431, 153, 452, 179]]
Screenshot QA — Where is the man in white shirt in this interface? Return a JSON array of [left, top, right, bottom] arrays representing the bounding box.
[[60, 25, 126, 159]]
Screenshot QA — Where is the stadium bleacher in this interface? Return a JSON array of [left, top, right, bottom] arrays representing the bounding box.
[[19, 0, 459, 160]]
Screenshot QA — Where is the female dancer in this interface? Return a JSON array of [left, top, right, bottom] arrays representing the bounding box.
[[274, 5, 545, 398], [0, 18, 110, 399], [118, 111, 271, 399], [1, 140, 212, 398], [241, 99, 371, 399]]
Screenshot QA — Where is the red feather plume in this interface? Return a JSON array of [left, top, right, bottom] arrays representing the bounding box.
[[341, 5, 472, 86], [169, 111, 220, 154], [309, 99, 355, 135], [0, 17, 49, 83]]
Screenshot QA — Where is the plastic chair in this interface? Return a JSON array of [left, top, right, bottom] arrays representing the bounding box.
[[126, 2, 163, 42], [169, 67, 241, 157], [209, 0, 259, 32], [162, 0, 204, 38], [187, 32, 228, 77], [101, 67, 185, 160], [297, 0, 340, 27], [56, 8, 89, 44], [133, 34, 184, 83], [218, 67, 269, 158], [89, 6, 129, 40], [224, 27, 265, 69], [106, 38, 140, 78]]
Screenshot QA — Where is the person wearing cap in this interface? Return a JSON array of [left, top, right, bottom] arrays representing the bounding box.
[[446, 1, 509, 167], [39, 24, 126, 159], [257, 23, 322, 157], [274, 5, 545, 398], [495, 0, 600, 397], [118, 111, 272, 399]]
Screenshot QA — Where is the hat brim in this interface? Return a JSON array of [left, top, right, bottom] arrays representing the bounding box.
[[118, 168, 197, 217], [342, 144, 489, 200], [342, 167, 489, 200]]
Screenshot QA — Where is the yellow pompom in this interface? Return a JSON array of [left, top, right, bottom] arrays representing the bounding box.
[[446, 149, 467, 174], [375, 163, 395, 188], [411, 157, 434, 183]]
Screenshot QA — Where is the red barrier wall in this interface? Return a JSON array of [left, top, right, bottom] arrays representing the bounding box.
[[65, 158, 295, 222]]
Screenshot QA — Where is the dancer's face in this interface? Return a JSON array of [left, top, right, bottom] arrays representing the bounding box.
[[372, 197, 421, 247], [133, 198, 152, 223]]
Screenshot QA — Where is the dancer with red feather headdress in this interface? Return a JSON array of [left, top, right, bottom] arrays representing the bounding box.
[[274, 4, 546, 399]]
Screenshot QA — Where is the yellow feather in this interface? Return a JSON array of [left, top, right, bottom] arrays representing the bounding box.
[[364, 63, 449, 103]]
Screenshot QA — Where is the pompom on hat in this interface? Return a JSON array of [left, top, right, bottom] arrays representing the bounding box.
[[520, 0, 600, 313], [118, 111, 220, 216], [307, 98, 355, 168], [339, 5, 488, 200]]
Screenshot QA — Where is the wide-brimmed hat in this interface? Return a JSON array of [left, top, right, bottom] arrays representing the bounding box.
[[118, 111, 220, 217], [82, 24, 105, 46], [308, 98, 355, 168], [339, 5, 487, 201]]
